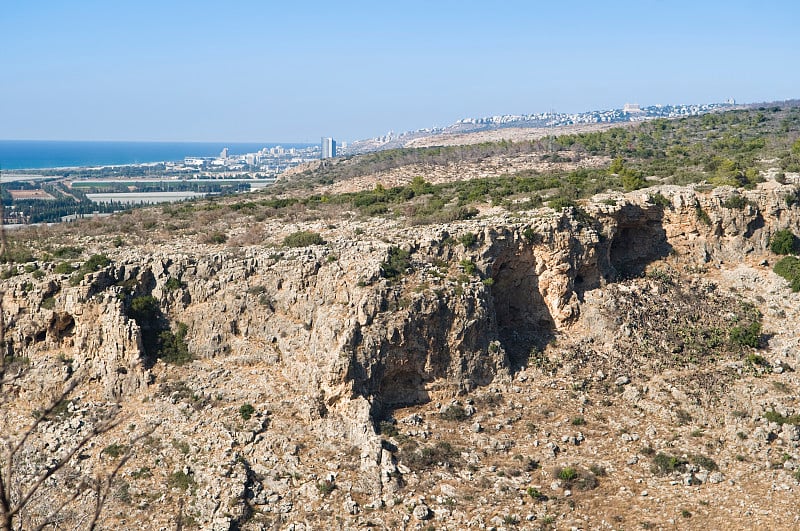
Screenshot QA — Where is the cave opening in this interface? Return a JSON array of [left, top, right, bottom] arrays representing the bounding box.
[[490, 248, 554, 371], [609, 220, 671, 279]]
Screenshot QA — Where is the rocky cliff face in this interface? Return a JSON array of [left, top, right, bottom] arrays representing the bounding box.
[[4, 182, 800, 530]]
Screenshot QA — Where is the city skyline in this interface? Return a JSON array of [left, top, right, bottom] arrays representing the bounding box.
[[1, 1, 799, 143]]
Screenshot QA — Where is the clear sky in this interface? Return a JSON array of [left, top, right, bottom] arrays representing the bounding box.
[[1, 0, 798, 142]]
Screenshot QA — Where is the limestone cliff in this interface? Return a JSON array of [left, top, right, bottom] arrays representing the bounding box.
[[3, 182, 800, 530]]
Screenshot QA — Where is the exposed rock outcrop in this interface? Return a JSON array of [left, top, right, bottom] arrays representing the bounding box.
[[4, 182, 800, 529]]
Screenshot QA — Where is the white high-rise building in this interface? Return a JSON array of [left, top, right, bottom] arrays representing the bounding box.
[[321, 137, 337, 159]]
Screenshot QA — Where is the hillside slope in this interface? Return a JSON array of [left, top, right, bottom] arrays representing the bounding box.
[[3, 179, 800, 529]]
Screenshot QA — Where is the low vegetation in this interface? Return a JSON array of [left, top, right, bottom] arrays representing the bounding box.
[[774, 256, 800, 291], [283, 230, 324, 247]]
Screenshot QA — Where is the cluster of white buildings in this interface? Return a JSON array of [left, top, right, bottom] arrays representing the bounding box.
[[179, 145, 322, 177]]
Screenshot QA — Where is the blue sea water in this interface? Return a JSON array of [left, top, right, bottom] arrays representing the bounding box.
[[0, 140, 314, 170]]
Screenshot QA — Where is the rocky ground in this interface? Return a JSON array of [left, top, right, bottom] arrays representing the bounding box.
[[3, 179, 800, 530]]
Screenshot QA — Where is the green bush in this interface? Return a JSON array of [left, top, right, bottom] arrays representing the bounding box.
[[164, 277, 186, 291], [102, 443, 127, 458], [557, 467, 577, 481], [239, 403, 255, 420], [691, 455, 718, 471], [522, 228, 537, 242], [764, 410, 800, 425], [54, 262, 74, 275], [167, 470, 195, 491], [695, 205, 712, 225], [459, 232, 477, 248], [774, 256, 800, 291], [548, 197, 577, 211], [159, 322, 191, 365], [379, 420, 399, 437], [770, 229, 798, 255], [439, 405, 469, 422], [204, 231, 228, 244], [283, 230, 324, 247], [729, 321, 761, 348], [128, 296, 160, 326], [722, 194, 748, 209], [527, 487, 546, 501], [316, 480, 335, 496], [68, 254, 111, 286], [648, 192, 671, 207], [459, 259, 477, 276], [381, 246, 411, 279], [652, 452, 687, 475]]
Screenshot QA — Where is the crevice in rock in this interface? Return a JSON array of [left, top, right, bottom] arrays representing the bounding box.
[[48, 312, 75, 341], [609, 206, 671, 279], [744, 211, 765, 238], [489, 245, 555, 372]]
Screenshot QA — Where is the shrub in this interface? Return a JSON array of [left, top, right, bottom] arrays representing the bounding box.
[[729, 321, 761, 348], [168, 471, 195, 491], [621, 168, 646, 191], [102, 443, 127, 458], [722, 194, 748, 209], [54, 262, 74, 275], [459, 259, 477, 276], [648, 192, 671, 207], [379, 420, 399, 437], [774, 256, 800, 291], [527, 487, 546, 501], [316, 480, 335, 496], [459, 232, 477, 248], [83, 253, 111, 271], [439, 405, 469, 422], [522, 227, 537, 242], [401, 441, 460, 470], [554, 466, 598, 490], [164, 277, 186, 291], [571, 416, 586, 426], [691, 455, 718, 471], [53, 246, 83, 259], [770, 229, 798, 255], [69, 254, 111, 285], [128, 296, 160, 326], [239, 403, 255, 420], [283, 230, 324, 247], [557, 467, 577, 481], [381, 246, 411, 280], [652, 452, 687, 475], [695, 205, 711, 225], [548, 197, 577, 211], [204, 231, 228, 244], [159, 322, 192, 365], [764, 410, 800, 425]]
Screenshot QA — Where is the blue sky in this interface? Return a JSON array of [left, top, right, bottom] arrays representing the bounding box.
[[1, 1, 798, 142]]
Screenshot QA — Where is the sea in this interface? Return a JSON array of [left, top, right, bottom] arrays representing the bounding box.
[[0, 140, 314, 170]]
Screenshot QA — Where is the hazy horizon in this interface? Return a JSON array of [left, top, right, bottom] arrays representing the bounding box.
[[2, 1, 798, 143]]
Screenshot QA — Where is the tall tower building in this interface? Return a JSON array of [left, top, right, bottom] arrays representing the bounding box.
[[321, 137, 337, 159]]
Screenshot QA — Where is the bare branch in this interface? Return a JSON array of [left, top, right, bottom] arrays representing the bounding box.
[[31, 487, 83, 531], [9, 415, 120, 520], [8, 378, 80, 465], [87, 424, 157, 531]]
